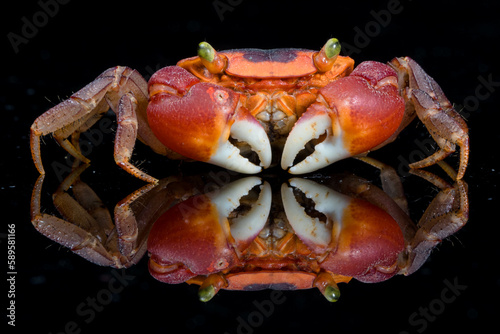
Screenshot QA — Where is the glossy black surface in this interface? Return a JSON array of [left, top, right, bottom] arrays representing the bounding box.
[[3, 0, 499, 333]]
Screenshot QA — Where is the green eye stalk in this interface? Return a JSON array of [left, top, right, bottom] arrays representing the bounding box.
[[198, 273, 227, 302], [314, 271, 341, 302], [197, 41, 226, 74], [314, 38, 342, 73]]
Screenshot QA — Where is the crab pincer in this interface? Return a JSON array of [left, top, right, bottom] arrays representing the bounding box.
[[147, 66, 271, 174], [282, 178, 405, 285], [148, 177, 271, 301], [282, 61, 405, 174]]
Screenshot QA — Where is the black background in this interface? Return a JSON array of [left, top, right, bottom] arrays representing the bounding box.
[[2, 0, 499, 333]]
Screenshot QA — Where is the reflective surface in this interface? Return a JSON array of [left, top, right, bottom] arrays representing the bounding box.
[[31, 156, 468, 304]]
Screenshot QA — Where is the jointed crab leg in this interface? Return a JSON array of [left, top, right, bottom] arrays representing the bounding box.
[[31, 161, 175, 268], [390, 57, 470, 179], [30, 66, 168, 183], [399, 167, 469, 275], [114, 92, 158, 183], [31, 164, 125, 267]]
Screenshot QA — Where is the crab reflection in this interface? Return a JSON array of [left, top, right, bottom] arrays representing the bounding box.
[[31, 160, 468, 302]]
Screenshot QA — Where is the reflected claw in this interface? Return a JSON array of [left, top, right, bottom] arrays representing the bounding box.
[[281, 178, 351, 253], [228, 181, 271, 249], [208, 177, 264, 218], [208, 177, 271, 247]]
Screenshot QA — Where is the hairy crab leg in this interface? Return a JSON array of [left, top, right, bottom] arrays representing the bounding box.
[[113, 176, 190, 266], [31, 66, 167, 183], [114, 92, 158, 183], [390, 57, 470, 179], [53, 99, 111, 164]]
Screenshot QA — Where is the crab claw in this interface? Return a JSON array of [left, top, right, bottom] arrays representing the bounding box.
[[148, 66, 271, 173], [282, 61, 405, 174], [281, 178, 351, 254], [147, 177, 270, 284], [207, 177, 271, 249], [224, 180, 272, 250], [147, 191, 239, 284], [283, 177, 404, 283]]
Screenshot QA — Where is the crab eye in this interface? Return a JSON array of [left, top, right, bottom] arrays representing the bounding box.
[[324, 38, 341, 59], [197, 41, 226, 74], [314, 38, 342, 72], [198, 41, 215, 62], [323, 284, 341, 302]]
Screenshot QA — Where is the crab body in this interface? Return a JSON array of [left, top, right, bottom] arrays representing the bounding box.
[[30, 39, 469, 182]]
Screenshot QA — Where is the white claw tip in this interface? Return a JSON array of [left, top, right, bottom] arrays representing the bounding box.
[[281, 111, 349, 174], [208, 114, 271, 174]]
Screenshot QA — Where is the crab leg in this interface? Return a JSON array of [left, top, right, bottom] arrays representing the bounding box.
[[390, 57, 470, 179], [31, 66, 168, 183], [400, 168, 469, 275], [31, 164, 124, 267], [114, 92, 158, 183]]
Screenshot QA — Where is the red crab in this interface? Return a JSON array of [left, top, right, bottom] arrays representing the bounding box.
[[31, 39, 469, 182]]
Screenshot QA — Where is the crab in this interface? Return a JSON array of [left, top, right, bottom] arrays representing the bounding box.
[[30, 39, 469, 182], [31, 158, 468, 302]]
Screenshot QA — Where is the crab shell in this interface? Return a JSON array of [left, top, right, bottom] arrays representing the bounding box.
[[147, 177, 404, 299], [146, 43, 405, 174]]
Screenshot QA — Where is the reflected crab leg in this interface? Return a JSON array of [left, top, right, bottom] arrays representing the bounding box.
[[30, 164, 122, 267], [400, 167, 469, 275]]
